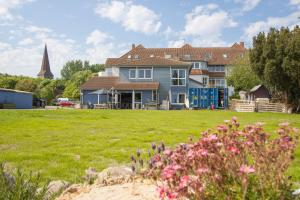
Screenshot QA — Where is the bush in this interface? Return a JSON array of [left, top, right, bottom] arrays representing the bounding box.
[[0, 163, 51, 200], [132, 118, 299, 200]]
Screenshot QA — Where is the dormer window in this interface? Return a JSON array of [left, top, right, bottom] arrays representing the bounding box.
[[184, 54, 191, 60], [165, 54, 172, 59], [127, 54, 131, 59], [134, 54, 139, 59]]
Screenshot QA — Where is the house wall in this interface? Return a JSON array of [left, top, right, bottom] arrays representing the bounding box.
[[82, 90, 108, 104], [119, 66, 189, 104], [0, 90, 32, 109]]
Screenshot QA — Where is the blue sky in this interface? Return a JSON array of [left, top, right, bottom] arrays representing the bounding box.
[[0, 0, 299, 77]]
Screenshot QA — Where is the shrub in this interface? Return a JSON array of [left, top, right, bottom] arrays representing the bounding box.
[[0, 163, 51, 200], [132, 118, 299, 200]]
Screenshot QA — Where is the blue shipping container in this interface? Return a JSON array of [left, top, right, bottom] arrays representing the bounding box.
[[189, 88, 228, 109]]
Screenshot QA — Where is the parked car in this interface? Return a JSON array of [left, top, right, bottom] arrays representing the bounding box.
[[58, 101, 75, 107]]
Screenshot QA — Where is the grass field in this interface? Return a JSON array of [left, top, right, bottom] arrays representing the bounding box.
[[0, 110, 300, 183]]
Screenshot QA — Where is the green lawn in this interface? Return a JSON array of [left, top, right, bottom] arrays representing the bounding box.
[[0, 110, 300, 183]]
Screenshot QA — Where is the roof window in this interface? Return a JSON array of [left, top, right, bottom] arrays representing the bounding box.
[[223, 53, 228, 58], [150, 54, 154, 58], [134, 54, 140, 59], [127, 54, 131, 59], [165, 54, 172, 59]]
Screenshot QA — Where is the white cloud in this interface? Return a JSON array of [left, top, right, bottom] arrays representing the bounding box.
[[0, 0, 34, 20], [86, 30, 113, 46], [0, 41, 11, 49], [18, 37, 34, 45], [85, 29, 127, 64], [234, 0, 261, 12], [95, 0, 161, 34], [168, 39, 185, 48], [290, 0, 300, 9], [243, 11, 300, 41], [179, 4, 237, 47]]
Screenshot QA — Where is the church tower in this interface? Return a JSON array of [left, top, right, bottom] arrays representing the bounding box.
[[37, 44, 54, 79]]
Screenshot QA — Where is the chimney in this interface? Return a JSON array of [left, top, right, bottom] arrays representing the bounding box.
[[240, 42, 245, 48], [132, 44, 135, 49]]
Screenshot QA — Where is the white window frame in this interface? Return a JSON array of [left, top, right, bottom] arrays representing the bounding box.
[[129, 69, 136, 79], [193, 62, 200, 69], [171, 69, 186, 86], [165, 54, 172, 59], [137, 69, 152, 79]]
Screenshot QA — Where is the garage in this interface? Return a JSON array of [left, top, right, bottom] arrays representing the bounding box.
[[0, 88, 33, 109]]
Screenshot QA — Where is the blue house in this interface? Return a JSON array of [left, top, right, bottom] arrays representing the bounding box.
[[81, 43, 246, 109]]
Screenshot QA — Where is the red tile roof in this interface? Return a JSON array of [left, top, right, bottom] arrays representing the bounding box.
[[117, 56, 192, 67], [80, 76, 119, 90], [105, 42, 247, 67], [115, 82, 159, 90], [190, 69, 209, 75]]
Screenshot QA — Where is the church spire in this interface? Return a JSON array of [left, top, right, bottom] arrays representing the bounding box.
[[37, 44, 54, 79]]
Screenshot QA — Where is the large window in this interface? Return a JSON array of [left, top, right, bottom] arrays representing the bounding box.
[[171, 69, 186, 86], [208, 65, 225, 72], [209, 77, 226, 87], [138, 69, 152, 79], [193, 62, 207, 70], [129, 69, 136, 79]]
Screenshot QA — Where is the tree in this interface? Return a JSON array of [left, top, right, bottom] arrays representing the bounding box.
[[250, 26, 300, 111], [61, 60, 104, 80], [15, 79, 38, 92], [63, 70, 92, 99], [227, 52, 260, 92]]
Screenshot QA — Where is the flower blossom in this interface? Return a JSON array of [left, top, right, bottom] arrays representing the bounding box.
[[239, 165, 255, 174], [179, 175, 190, 188]]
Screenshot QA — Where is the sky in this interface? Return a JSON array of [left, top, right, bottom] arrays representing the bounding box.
[[0, 0, 299, 78]]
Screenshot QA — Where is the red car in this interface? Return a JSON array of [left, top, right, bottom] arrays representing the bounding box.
[[59, 101, 74, 107]]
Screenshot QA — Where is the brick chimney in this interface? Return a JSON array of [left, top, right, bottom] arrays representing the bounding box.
[[132, 44, 135, 49], [240, 42, 245, 48]]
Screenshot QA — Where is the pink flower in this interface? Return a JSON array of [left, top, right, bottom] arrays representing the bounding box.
[[164, 149, 173, 156], [217, 125, 228, 133], [198, 149, 208, 156], [232, 116, 238, 122], [167, 192, 178, 200], [162, 166, 175, 179], [197, 168, 210, 175], [228, 146, 240, 154], [187, 150, 195, 160], [179, 175, 190, 188], [239, 165, 255, 174], [278, 129, 285, 134], [158, 187, 166, 199], [208, 134, 218, 141]]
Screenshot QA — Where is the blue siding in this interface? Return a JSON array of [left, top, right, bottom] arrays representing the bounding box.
[[0, 90, 32, 109], [82, 90, 108, 104]]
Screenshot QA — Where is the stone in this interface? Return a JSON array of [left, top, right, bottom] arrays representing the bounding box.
[[46, 180, 70, 197], [96, 166, 133, 185]]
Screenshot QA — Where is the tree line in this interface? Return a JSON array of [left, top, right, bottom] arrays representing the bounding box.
[[0, 60, 104, 103], [227, 26, 300, 112]]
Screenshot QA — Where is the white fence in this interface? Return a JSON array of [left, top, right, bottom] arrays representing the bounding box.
[[231, 99, 286, 113]]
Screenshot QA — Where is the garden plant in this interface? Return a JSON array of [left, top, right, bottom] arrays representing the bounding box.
[[132, 117, 299, 200]]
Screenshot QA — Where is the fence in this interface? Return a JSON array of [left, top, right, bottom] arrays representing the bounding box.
[[231, 99, 287, 113]]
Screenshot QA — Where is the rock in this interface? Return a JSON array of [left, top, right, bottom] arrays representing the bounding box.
[[293, 188, 300, 196], [96, 166, 133, 186], [46, 180, 70, 197], [3, 171, 15, 188]]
